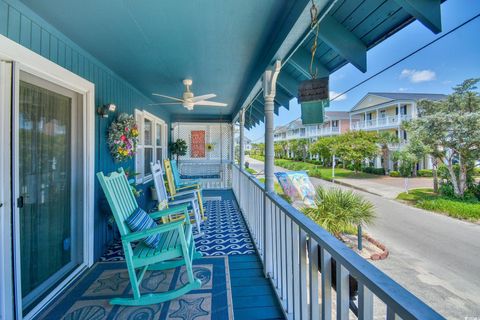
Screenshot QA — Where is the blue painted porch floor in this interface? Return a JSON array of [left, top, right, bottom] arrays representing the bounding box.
[[36, 190, 284, 319]]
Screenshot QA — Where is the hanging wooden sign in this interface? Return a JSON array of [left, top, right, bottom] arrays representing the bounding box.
[[298, 77, 329, 125], [298, 77, 329, 102], [191, 130, 205, 158]]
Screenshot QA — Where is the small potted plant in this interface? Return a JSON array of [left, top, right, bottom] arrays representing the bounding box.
[[169, 139, 187, 165]]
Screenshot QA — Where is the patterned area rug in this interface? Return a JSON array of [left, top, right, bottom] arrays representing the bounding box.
[[36, 257, 233, 320], [195, 200, 254, 255], [101, 200, 254, 261]]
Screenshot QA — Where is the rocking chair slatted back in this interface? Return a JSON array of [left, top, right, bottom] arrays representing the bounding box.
[[97, 168, 137, 236], [151, 161, 169, 205], [163, 159, 178, 196], [170, 161, 183, 188]]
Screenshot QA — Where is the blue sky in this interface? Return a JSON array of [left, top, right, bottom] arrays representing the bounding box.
[[246, 0, 480, 141]]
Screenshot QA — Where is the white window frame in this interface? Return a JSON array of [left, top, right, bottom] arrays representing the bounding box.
[[135, 110, 168, 184]]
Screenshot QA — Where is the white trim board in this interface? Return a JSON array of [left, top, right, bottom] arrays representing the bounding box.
[[0, 34, 95, 320]]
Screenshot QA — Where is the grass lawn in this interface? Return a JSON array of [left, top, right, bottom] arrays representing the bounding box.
[[397, 188, 480, 221], [248, 155, 375, 180]]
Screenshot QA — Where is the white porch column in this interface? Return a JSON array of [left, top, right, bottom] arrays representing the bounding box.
[[397, 103, 401, 124], [411, 102, 417, 119], [375, 156, 382, 169], [239, 109, 245, 168], [263, 61, 281, 193]]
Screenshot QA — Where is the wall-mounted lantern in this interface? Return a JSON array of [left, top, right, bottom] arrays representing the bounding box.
[[97, 103, 117, 118]]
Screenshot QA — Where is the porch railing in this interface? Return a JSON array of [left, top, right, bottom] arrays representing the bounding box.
[[232, 164, 443, 320]]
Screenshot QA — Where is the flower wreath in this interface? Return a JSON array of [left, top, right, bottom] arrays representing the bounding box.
[[107, 113, 139, 162]]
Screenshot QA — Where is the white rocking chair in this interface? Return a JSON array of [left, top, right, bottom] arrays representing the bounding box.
[[151, 161, 203, 237]]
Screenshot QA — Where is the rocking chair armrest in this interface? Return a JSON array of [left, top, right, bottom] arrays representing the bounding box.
[[148, 204, 189, 220], [122, 219, 184, 243], [171, 189, 198, 198], [176, 184, 201, 191], [168, 198, 195, 206]]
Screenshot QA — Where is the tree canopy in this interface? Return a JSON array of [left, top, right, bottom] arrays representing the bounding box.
[[406, 78, 480, 197]]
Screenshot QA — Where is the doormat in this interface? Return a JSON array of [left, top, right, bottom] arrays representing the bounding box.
[[36, 257, 233, 320]]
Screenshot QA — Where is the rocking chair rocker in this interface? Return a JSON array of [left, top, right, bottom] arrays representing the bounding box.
[[97, 168, 202, 306]]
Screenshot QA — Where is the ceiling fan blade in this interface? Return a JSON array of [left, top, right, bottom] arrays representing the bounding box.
[[194, 100, 228, 107], [192, 94, 216, 102], [152, 93, 184, 102], [148, 102, 183, 106]]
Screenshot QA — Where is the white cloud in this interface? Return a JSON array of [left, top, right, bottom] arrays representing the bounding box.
[[329, 90, 347, 101], [398, 87, 409, 92], [400, 69, 436, 83]]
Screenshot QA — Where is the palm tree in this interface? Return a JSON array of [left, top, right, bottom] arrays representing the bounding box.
[[302, 187, 375, 238], [377, 131, 398, 174], [279, 141, 288, 158]]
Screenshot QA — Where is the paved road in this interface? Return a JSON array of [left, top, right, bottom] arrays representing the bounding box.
[[246, 156, 480, 319]]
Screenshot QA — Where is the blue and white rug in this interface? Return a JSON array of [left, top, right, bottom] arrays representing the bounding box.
[[195, 200, 255, 256], [101, 200, 254, 261], [36, 257, 233, 320]]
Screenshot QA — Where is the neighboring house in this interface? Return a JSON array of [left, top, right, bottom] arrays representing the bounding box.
[[273, 111, 355, 142], [234, 135, 252, 151], [350, 92, 447, 171]]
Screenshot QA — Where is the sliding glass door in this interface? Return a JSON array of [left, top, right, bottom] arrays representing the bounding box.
[[15, 72, 84, 315]]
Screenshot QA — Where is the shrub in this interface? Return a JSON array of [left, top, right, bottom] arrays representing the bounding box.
[[389, 171, 400, 177], [417, 169, 433, 177], [362, 167, 385, 175], [474, 167, 480, 176], [302, 187, 375, 237]]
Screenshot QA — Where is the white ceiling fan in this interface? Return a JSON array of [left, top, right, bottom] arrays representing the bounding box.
[[150, 79, 228, 111]]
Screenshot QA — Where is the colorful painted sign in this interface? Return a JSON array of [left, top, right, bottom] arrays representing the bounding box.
[[191, 130, 205, 158], [274, 171, 316, 207]]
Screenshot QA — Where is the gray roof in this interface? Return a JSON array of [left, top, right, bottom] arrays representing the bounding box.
[[369, 92, 447, 101], [324, 111, 350, 121]]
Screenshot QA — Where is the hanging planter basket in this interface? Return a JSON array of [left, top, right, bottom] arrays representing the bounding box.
[[298, 77, 329, 125]]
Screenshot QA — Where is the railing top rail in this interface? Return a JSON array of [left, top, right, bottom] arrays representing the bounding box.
[[233, 164, 443, 320]]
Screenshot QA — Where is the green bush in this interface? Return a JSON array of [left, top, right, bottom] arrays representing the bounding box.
[[389, 171, 400, 177], [417, 169, 433, 177], [362, 167, 385, 175], [397, 188, 480, 221], [474, 167, 480, 176], [302, 187, 375, 236]]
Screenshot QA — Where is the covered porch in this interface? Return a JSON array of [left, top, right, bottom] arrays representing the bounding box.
[[0, 0, 447, 319]]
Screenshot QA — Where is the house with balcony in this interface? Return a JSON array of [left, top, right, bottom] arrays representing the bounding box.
[[274, 111, 354, 142], [0, 0, 447, 319], [350, 92, 447, 170]]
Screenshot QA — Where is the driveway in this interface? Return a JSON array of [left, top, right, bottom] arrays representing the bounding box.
[[245, 156, 480, 319]]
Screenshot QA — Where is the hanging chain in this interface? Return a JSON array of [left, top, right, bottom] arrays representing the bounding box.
[[309, 0, 320, 79]]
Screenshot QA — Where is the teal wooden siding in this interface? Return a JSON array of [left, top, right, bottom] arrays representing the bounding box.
[[0, 0, 171, 259]]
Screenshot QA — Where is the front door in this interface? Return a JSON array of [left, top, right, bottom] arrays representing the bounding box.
[[13, 71, 84, 317]]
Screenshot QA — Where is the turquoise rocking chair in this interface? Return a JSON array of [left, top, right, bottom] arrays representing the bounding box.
[[97, 168, 202, 306]]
